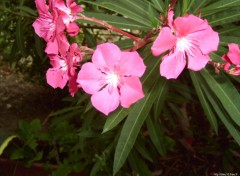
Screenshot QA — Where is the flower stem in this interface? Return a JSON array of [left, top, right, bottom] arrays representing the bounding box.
[[78, 14, 141, 42]]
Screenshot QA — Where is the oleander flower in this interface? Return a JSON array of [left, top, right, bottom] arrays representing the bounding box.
[[151, 10, 219, 79], [55, 0, 82, 36], [222, 43, 240, 76], [33, 0, 58, 42], [77, 43, 146, 115], [33, 0, 69, 55], [46, 43, 82, 96]]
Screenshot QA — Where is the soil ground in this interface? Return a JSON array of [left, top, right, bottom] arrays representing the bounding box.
[[0, 63, 64, 133]]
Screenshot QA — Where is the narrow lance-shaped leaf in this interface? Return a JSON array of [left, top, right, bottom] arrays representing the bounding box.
[[150, 0, 165, 13], [202, 0, 240, 11], [200, 80, 240, 146], [201, 69, 240, 127], [113, 78, 167, 175], [190, 71, 218, 133]]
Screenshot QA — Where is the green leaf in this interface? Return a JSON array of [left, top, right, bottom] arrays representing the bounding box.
[[202, 0, 240, 11], [150, 0, 165, 13], [201, 81, 240, 146], [201, 69, 240, 127], [0, 135, 17, 156], [16, 19, 26, 56], [82, 12, 150, 30], [16, 6, 37, 16], [207, 8, 240, 26], [113, 78, 166, 175], [220, 36, 240, 46], [135, 139, 153, 162], [82, 0, 152, 27], [128, 150, 153, 176], [147, 4, 160, 28], [146, 117, 167, 156], [190, 71, 218, 133]]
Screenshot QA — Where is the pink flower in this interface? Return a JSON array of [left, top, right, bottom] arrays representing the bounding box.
[[77, 43, 146, 115], [46, 43, 82, 96], [55, 0, 83, 36], [33, 0, 58, 42], [44, 17, 70, 55], [33, 0, 69, 55], [151, 10, 219, 79], [222, 43, 240, 76]]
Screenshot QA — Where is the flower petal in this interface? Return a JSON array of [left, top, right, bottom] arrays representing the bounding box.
[[174, 15, 208, 36], [92, 43, 121, 70], [35, 0, 50, 16], [66, 22, 80, 36], [46, 68, 68, 89], [160, 52, 186, 79], [91, 86, 120, 115], [77, 63, 105, 94], [192, 26, 219, 54], [120, 76, 144, 108], [151, 27, 177, 56], [187, 51, 210, 71], [118, 51, 146, 77], [227, 43, 240, 65], [45, 39, 59, 55]]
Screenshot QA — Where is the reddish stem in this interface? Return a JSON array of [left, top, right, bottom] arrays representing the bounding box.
[[170, 0, 178, 9], [78, 14, 141, 42]]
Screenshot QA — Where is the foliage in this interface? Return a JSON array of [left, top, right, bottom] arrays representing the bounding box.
[[1, 0, 240, 175]]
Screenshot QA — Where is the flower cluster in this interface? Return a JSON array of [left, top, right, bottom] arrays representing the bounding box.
[[33, 0, 239, 116], [33, 0, 82, 96], [32, 0, 146, 115], [151, 9, 219, 79], [222, 43, 240, 76]]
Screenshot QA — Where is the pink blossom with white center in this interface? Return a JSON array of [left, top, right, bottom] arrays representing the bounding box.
[[77, 43, 146, 115], [151, 10, 219, 79], [55, 0, 83, 36], [222, 43, 240, 76], [46, 43, 82, 96]]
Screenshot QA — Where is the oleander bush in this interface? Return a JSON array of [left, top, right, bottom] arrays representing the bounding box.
[[1, 0, 240, 175]]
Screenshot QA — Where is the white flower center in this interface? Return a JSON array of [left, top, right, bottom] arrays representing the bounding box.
[[106, 72, 119, 88], [176, 37, 191, 52], [59, 60, 67, 71]]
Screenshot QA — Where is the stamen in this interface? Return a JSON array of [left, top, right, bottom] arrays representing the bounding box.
[[106, 72, 119, 88], [176, 37, 191, 52]]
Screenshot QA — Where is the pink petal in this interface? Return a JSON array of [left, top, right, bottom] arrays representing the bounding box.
[[92, 43, 121, 70], [46, 68, 68, 89], [167, 9, 174, 29], [45, 39, 59, 55], [55, 0, 69, 13], [120, 76, 144, 108], [77, 63, 105, 94], [151, 27, 177, 56], [227, 43, 240, 65], [160, 52, 186, 79], [192, 26, 219, 54], [67, 0, 83, 14], [91, 86, 120, 115], [66, 22, 80, 36], [187, 51, 210, 71], [118, 51, 146, 77], [35, 0, 50, 16], [174, 15, 209, 36], [48, 55, 62, 68]]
